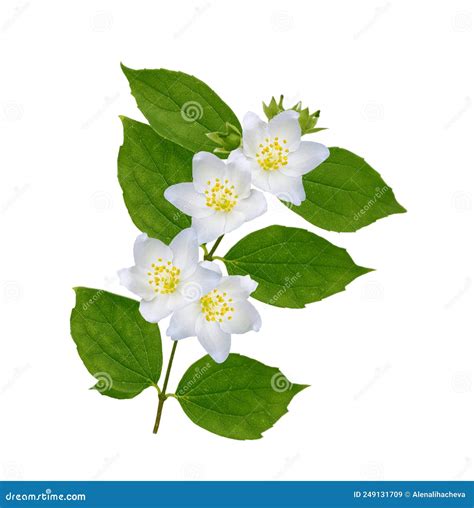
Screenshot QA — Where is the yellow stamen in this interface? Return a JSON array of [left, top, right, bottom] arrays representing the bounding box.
[[256, 136, 289, 171], [200, 290, 235, 323]]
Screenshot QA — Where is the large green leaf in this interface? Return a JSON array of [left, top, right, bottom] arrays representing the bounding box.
[[121, 64, 241, 154], [118, 117, 192, 243], [175, 354, 307, 440], [223, 225, 371, 308], [286, 147, 406, 232], [70, 288, 162, 399]]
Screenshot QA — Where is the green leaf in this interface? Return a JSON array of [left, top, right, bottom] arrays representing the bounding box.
[[70, 288, 162, 399], [286, 147, 406, 232], [175, 354, 307, 440], [223, 225, 372, 308], [121, 64, 241, 154], [118, 117, 192, 243]]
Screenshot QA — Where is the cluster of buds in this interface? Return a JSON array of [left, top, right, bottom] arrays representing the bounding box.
[[206, 122, 242, 155], [262, 95, 326, 135], [206, 96, 326, 155]]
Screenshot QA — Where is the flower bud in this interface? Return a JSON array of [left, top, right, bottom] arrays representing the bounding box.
[[206, 122, 242, 155]]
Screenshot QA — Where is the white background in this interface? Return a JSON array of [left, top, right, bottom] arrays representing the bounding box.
[[1, 0, 473, 481]]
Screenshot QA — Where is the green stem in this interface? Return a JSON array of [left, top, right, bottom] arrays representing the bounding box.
[[204, 235, 224, 261], [153, 340, 178, 434]]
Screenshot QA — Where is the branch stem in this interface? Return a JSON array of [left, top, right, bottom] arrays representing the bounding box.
[[205, 235, 224, 260], [153, 340, 178, 434]]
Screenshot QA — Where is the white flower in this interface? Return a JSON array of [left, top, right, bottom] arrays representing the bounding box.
[[167, 263, 261, 363], [239, 110, 330, 205], [164, 151, 267, 244], [118, 229, 220, 323]]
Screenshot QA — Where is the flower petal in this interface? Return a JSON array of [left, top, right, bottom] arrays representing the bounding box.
[[166, 303, 201, 339], [164, 183, 213, 219], [250, 164, 271, 192], [233, 189, 267, 222], [178, 263, 222, 303], [225, 154, 252, 198], [268, 171, 306, 206], [196, 316, 231, 363], [192, 214, 226, 244], [200, 261, 222, 276], [139, 294, 172, 323], [169, 228, 198, 278], [118, 266, 155, 301], [217, 275, 258, 301], [192, 151, 226, 192], [242, 112, 269, 157], [268, 110, 301, 151], [220, 300, 262, 334], [224, 211, 246, 235], [282, 141, 329, 176], [227, 148, 250, 166], [165, 290, 188, 312], [133, 233, 172, 268]]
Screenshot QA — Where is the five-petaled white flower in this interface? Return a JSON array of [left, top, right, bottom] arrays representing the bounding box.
[[164, 151, 267, 244], [118, 229, 220, 323], [238, 110, 330, 206], [167, 263, 261, 363]]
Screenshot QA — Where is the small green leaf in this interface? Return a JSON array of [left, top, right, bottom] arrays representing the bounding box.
[[121, 65, 241, 154], [223, 225, 371, 308], [175, 354, 307, 440], [286, 147, 406, 232], [70, 288, 162, 399], [118, 117, 192, 243]]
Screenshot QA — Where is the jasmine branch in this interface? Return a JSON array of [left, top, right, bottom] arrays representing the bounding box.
[[153, 340, 178, 434], [204, 234, 224, 261]]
